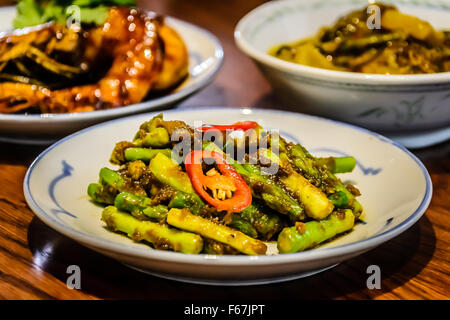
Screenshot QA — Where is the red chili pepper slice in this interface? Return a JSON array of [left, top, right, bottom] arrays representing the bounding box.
[[197, 121, 259, 133], [185, 150, 252, 213]]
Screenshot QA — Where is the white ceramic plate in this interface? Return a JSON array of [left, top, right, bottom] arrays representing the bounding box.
[[0, 6, 223, 145], [24, 108, 432, 285]]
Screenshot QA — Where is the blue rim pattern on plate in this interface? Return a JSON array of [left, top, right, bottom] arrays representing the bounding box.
[[23, 107, 433, 263]]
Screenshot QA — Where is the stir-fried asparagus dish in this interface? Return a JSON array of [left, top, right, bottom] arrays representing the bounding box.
[[269, 3, 450, 74], [88, 114, 363, 255]]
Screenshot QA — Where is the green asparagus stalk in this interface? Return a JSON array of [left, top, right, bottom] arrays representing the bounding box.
[[87, 183, 115, 204], [99, 167, 124, 189], [241, 163, 306, 222], [228, 216, 258, 239], [102, 206, 203, 254], [138, 113, 163, 133], [280, 172, 334, 220], [288, 143, 363, 219], [202, 238, 240, 255], [149, 153, 194, 194], [315, 156, 356, 174], [124, 148, 172, 163], [114, 192, 168, 221], [277, 209, 355, 253], [168, 191, 204, 215], [167, 208, 267, 255], [261, 148, 334, 220], [142, 127, 170, 148], [149, 153, 205, 210], [327, 191, 349, 208], [234, 201, 286, 240], [88, 167, 125, 204]]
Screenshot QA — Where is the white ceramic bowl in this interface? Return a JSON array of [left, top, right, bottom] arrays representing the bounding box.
[[235, 0, 450, 141], [24, 107, 432, 285], [0, 6, 223, 145]]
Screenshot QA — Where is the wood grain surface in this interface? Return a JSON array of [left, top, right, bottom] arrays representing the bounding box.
[[0, 0, 448, 300]]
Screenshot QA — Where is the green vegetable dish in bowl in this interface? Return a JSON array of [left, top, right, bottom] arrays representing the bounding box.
[[87, 113, 363, 255], [269, 3, 450, 74]]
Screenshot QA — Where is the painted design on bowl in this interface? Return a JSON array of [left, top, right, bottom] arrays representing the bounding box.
[[48, 160, 77, 219]]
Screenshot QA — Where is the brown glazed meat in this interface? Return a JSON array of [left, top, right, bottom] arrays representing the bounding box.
[[0, 7, 189, 114]]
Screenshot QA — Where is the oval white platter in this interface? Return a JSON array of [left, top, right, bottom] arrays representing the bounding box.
[[24, 107, 432, 285], [0, 6, 223, 145]]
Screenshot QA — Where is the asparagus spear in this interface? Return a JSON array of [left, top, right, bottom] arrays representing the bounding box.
[[315, 156, 356, 174], [141, 127, 170, 148], [262, 147, 334, 220], [259, 145, 334, 218], [288, 143, 363, 219], [88, 167, 125, 204], [168, 191, 204, 215], [102, 206, 203, 254], [149, 152, 195, 194], [135, 114, 193, 147], [228, 215, 258, 238], [149, 153, 205, 211], [233, 201, 286, 240], [327, 191, 349, 208], [99, 167, 124, 189], [138, 113, 164, 133], [202, 238, 240, 255], [238, 163, 306, 222], [279, 171, 333, 220], [87, 183, 115, 205], [167, 208, 267, 255], [124, 148, 172, 163], [277, 209, 355, 253], [114, 192, 168, 221]]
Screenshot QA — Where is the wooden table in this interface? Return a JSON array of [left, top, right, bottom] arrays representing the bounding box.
[[0, 0, 448, 300]]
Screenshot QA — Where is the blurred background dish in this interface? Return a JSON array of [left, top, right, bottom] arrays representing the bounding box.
[[268, 3, 450, 75], [0, 5, 223, 144], [235, 0, 450, 148]]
